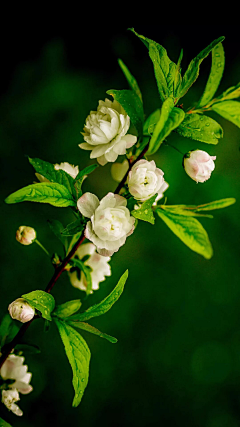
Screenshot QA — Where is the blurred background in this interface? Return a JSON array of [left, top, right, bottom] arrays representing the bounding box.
[[0, 17, 240, 427]]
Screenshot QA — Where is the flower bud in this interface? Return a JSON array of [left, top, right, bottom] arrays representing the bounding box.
[[16, 226, 36, 245], [183, 149, 216, 183], [8, 298, 35, 323]]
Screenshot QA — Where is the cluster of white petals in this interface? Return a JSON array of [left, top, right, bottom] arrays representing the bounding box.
[[79, 99, 137, 165], [68, 242, 111, 292], [127, 159, 169, 203], [183, 149, 216, 183], [16, 226, 36, 246], [1, 354, 33, 416], [8, 298, 35, 323], [77, 192, 135, 257]]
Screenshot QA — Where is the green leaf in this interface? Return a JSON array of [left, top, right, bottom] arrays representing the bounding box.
[[143, 109, 160, 135], [118, 59, 142, 101], [176, 113, 223, 144], [156, 208, 213, 259], [54, 319, 90, 407], [160, 205, 213, 219], [215, 82, 240, 101], [211, 100, 240, 128], [28, 157, 77, 198], [131, 194, 157, 224], [184, 198, 236, 212], [69, 270, 128, 322], [71, 258, 92, 295], [21, 290, 55, 321], [148, 42, 176, 101], [148, 99, 185, 155], [53, 300, 82, 318], [0, 314, 19, 348], [106, 89, 144, 136], [176, 36, 225, 100], [61, 220, 84, 236], [73, 164, 99, 197], [67, 321, 117, 344], [197, 42, 225, 108], [5, 182, 76, 207], [173, 49, 183, 97], [129, 29, 177, 102], [0, 417, 12, 427]]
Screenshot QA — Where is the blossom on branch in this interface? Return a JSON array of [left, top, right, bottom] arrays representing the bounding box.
[[1, 354, 33, 416], [68, 242, 111, 292], [127, 159, 169, 203], [77, 192, 135, 257], [79, 98, 137, 165], [16, 226, 36, 245], [8, 298, 35, 323], [183, 149, 216, 183]]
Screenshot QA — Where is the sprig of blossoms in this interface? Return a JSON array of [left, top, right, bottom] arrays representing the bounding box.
[[79, 99, 137, 165], [77, 192, 135, 257], [0, 354, 33, 416]]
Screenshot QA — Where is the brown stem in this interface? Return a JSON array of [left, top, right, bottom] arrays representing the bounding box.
[[0, 140, 150, 368]]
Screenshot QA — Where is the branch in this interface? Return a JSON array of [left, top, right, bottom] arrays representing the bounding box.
[[0, 140, 149, 368]]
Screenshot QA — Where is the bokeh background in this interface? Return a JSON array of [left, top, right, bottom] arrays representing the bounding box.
[[0, 19, 240, 427]]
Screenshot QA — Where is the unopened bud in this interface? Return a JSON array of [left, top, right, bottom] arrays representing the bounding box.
[[183, 150, 216, 183], [16, 226, 36, 245], [8, 298, 35, 323]]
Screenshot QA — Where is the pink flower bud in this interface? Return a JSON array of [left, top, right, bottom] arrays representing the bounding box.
[[183, 149, 216, 183], [16, 226, 36, 245], [8, 298, 35, 323]]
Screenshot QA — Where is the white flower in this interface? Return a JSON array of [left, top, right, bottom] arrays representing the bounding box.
[[79, 98, 137, 166], [16, 226, 36, 245], [111, 159, 129, 182], [68, 242, 111, 292], [183, 149, 216, 183], [77, 192, 135, 257], [8, 298, 35, 323], [127, 159, 169, 203], [1, 354, 33, 416], [54, 162, 79, 179]]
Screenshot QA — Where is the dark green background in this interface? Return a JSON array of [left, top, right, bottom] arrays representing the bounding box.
[[0, 20, 240, 427]]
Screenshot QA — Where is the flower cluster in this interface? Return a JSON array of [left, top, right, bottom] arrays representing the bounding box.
[[0, 354, 33, 416]]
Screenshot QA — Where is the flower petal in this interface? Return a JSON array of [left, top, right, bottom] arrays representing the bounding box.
[[77, 193, 99, 218]]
